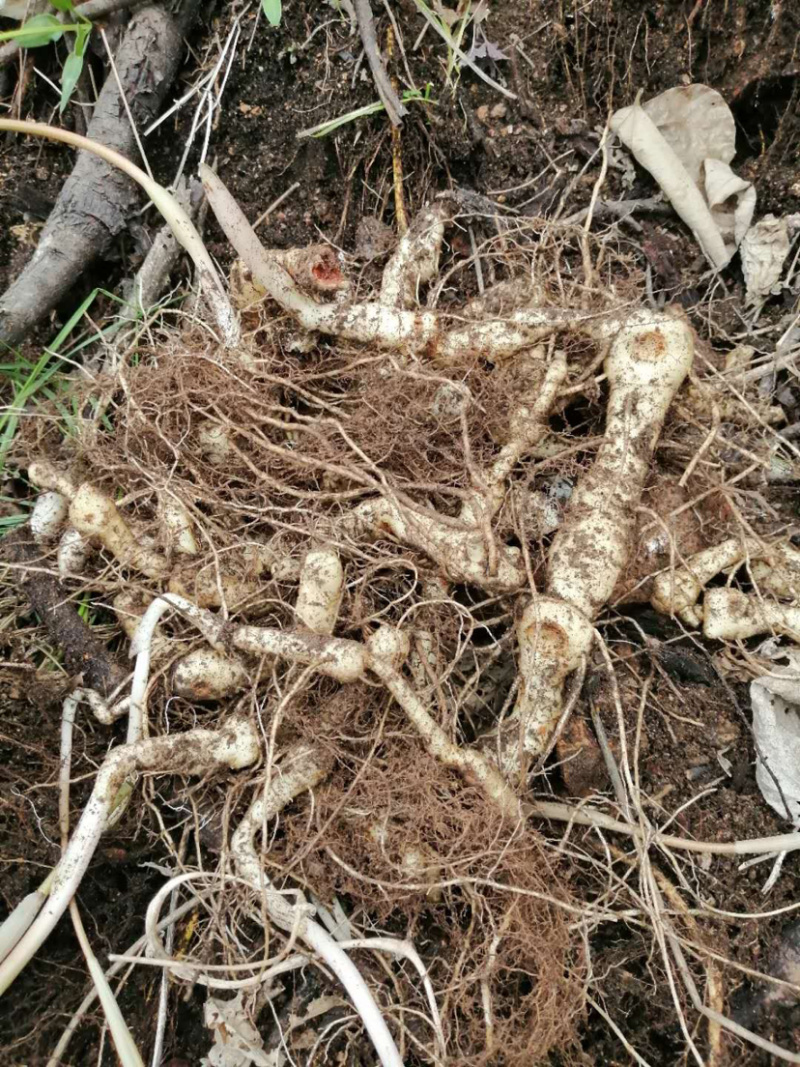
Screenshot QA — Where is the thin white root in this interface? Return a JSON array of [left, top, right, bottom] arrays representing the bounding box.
[[367, 628, 524, 820], [702, 588, 800, 642], [0, 717, 260, 995], [465, 349, 568, 524], [128, 598, 175, 743], [380, 203, 448, 308], [0, 877, 52, 966], [30, 491, 69, 544], [57, 527, 92, 577], [47, 894, 212, 1067], [651, 537, 758, 626], [529, 798, 800, 857], [338, 936, 446, 1058], [59, 694, 145, 1067], [229, 743, 405, 1067], [295, 548, 344, 634], [113, 592, 172, 665], [70, 483, 169, 580], [346, 348, 566, 594]]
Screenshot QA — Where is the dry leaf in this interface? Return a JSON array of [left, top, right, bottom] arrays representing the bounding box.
[[750, 646, 800, 824]]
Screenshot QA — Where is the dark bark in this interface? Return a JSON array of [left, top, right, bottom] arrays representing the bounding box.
[[5, 529, 127, 697], [0, 4, 188, 348]]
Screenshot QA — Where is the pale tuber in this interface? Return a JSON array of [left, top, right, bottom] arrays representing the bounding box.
[[495, 308, 695, 774], [70, 484, 169, 580], [651, 537, 758, 626], [295, 548, 344, 634], [703, 588, 800, 642], [30, 491, 69, 544]]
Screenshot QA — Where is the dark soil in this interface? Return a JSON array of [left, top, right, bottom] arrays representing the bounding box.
[[1, 1, 799, 1065]]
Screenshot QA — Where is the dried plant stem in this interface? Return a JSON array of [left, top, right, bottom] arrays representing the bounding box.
[[529, 799, 800, 857], [0, 119, 238, 345], [354, 0, 407, 127]]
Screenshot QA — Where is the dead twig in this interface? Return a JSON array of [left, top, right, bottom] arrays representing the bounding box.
[[353, 0, 407, 128]]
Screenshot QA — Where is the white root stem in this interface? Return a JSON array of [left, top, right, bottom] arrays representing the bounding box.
[[651, 539, 799, 626], [229, 743, 404, 1067], [70, 483, 169, 580], [115, 592, 254, 702], [346, 496, 524, 592], [496, 309, 695, 774], [172, 649, 252, 701], [200, 162, 627, 363], [0, 717, 260, 995], [231, 625, 368, 683], [464, 349, 568, 524], [162, 598, 520, 820], [547, 310, 695, 618], [27, 459, 76, 499], [60, 692, 145, 1067], [231, 743, 332, 934], [161, 592, 365, 683], [702, 588, 800, 642], [651, 537, 758, 626], [158, 494, 198, 557], [168, 542, 297, 609], [485, 599, 593, 779], [0, 873, 53, 966], [750, 542, 800, 601], [113, 592, 172, 666], [380, 203, 448, 309]]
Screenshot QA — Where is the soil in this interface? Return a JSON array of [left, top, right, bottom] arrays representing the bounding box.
[[1, 1, 800, 1065]]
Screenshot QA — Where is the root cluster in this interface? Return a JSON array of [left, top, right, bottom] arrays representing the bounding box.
[[6, 194, 798, 1065]]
